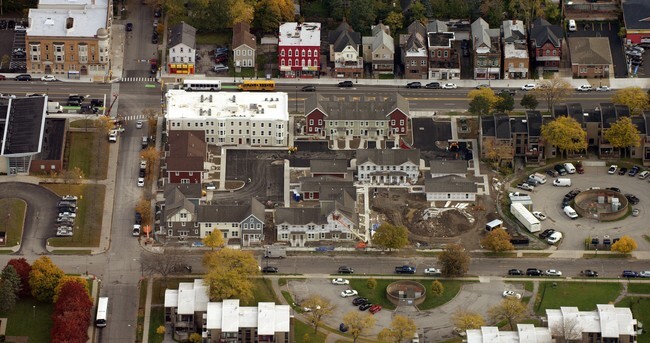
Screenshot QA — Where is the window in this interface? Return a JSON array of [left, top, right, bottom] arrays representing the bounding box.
[[308, 50, 312, 57], [281, 50, 285, 57], [302, 50, 305, 57]]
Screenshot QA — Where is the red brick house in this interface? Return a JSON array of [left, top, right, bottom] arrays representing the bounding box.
[[165, 130, 206, 184], [278, 22, 321, 78], [303, 94, 410, 148], [529, 18, 563, 72]]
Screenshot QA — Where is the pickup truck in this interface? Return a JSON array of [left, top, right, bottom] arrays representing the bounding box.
[[395, 265, 416, 274]]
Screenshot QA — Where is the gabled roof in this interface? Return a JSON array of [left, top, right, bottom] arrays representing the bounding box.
[[568, 37, 613, 65], [408, 20, 427, 36], [502, 20, 526, 42], [310, 159, 349, 174], [622, 0, 650, 31], [495, 114, 511, 139], [481, 116, 496, 137], [426, 19, 448, 33], [357, 149, 420, 166], [304, 94, 409, 120], [299, 175, 353, 193], [526, 111, 543, 137], [198, 198, 264, 223], [530, 17, 563, 48], [370, 24, 394, 54], [169, 22, 197, 49], [321, 190, 358, 225], [275, 207, 326, 225], [164, 183, 202, 200], [232, 22, 256, 50], [429, 160, 467, 174], [425, 175, 477, 193], [164, 187, 196, 220], [328, 22, 361, 53], [471, 18, 492, 49], [167, 130, 205, 172]]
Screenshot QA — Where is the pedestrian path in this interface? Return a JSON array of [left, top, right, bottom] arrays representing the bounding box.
[[119, 77, 157, 83], [121, 114, 148, 121]]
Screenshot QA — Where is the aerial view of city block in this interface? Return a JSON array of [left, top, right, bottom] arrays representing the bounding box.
[[0, 0, 649, 342]]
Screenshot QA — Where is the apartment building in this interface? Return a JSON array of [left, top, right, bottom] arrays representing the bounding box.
[[328, 22, 363, 78], [168, 22, 197, 74], [471, 18, 500, 80], [278, 22, 321, 78], [357, 149, 420, 185], [363, 24, 394, 76], [427, 20, 460, 80]]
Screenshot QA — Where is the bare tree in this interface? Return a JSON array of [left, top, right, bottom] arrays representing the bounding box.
[[550, 317, 581, 342], [534, 79, 572, 113], [140, 248, 188, 285]]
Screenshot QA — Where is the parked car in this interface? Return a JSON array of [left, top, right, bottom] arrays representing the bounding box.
[[638, 170, 650, 179], [406, 82, 422, 89], [622, 270, 639, 278], [262, 266, 278, 273], [545, 269, 563, 276], [126, 23, 133, 31], [521, 84, 536, 91], [352, 297, 369, 306], [441, 83, 457, 89], [608, 165, 618, 174], [424, 268, 441, 276], [526, 268, 543, 276], [425, 82, 441, 89], [581, 270, 599, 277], [532, 211, 547, 221], [619, 167, 629, 175], [502, 290, 522, 299], [338, 266, 354, 274], [507, 269, 523, 276], [136, 120, 143, 129], [539, 229, 555, 239], [517, 183, 534, 191], [15, 74, 32, 81], [554, 164, 567, 175], [341, 290, 359, 298], [639, 271, 650, 278], [137, 177, 145, 187], [606, 187, 620, 193], [632, 208, 640, 217], [212, 64, 228, 72], [369, 305, 382, 314], [338, 80, 354, 87], [332, 278, 350, 285], [358, 303, 373, 311], [625, 194, 640, 205], [339, 323, 349, 333], [596, 86, 611, 91], [575, 161, 584, 174], [576, 85, 592, 91], [546, 169, 559, 177]]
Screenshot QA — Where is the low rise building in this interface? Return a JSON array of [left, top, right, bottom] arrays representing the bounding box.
[[622, 0, 650, 44], [310, 159, 351, 179], [328, 22, 363, 78], [467, 324, 553, 343], [357, 149, 420, 185], [164, 130, 205, 184], [399, 21, 429, 79], [165, 90, 289, 147], [232, 22, 256, 69], [471, 18, 500, 80], [529, 18, 563, 72], [197, 198, 265, 246], [427, 20, 460, 80], [502, 20, 528, 79], [0, 96, 48, 175], [168, 22, 197, 74], [568, 37, 612, 79], [363, 24, 394, 76], [164, 279, 209, 341], [429, 160, 467, 178], [546, 304, 637, 342], [160, 186, 199, 239], [278, 22, 321, 78], [425, 175, 477, 201]]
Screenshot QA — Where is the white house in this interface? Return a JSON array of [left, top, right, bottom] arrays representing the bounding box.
[[356, 149, 420, 185], [165, 90, 289, 147], [425, 175, 477, 201], [168, 22, 197, 74]]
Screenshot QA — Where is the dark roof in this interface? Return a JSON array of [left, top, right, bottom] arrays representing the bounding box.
[[38, 118, 66, 160], [526, 111, 542, 136], [299, 175, 353, 192], [425, 175, 477, 193], [163, 187, 195, 220], [169, 22, 196, 49], [615, 105, 630, 118], [530, 17, 563, 48], [328, 22, 361, 53], [645, 112, 650, 135], [584, 109, 601, 123], [164, 183, 202, 199], [356, 149, 420, 166], [310, 159, 348, 174], [321, 190, 358, 226], [495, 115, 511, 139], [167, 130, 205, 172], [198, 198, 264, 223], [427, 32, 454, 47], [553, 104, 568, 118], [567, 103, 584, 124], [600, 103, 617, 129], [481, 116, 496, 136], [429, 160, 467, 174], [411, 118, 452, 150], [622, 0, 650, 31], [511, 117, 527, 133], [319, 185, 356, 202], [232, 22, 256, 50], [0, 96, 46, 156], [275, 207, 326, 225], [432, 121, 453, 141], [305, 94, 409, 120], [631, 115, 646, 135]]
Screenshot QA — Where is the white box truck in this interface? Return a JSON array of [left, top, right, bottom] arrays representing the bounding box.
[[510, 202, 541, 233], [263, 245, 286, 258], [47, 101, 63, 113]]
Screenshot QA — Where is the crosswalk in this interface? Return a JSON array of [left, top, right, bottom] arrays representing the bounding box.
[[119, 77, 158, 83], [120, 115, 149, 121]]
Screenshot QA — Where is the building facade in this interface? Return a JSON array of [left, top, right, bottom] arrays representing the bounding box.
[[399, 21, 429, 79], [232, 22, 256, 69], [529, 18, 563, 72], [356, 149, 420, 185], [278, 22, 321, 78], [569, 37, 613, 79], [363, 24, 394, 76], [471, 18, 501, 80], [328, 22, 363, 78], [168, 22, 196, 74], [427, 20, 460, 80], [165, 130, 206, 184], [197, 198, 265, 246], [26, 0, 112, 79]]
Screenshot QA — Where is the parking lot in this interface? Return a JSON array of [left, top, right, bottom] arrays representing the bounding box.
[[567, 21, 627, 78], [525, 164, 650, 251]]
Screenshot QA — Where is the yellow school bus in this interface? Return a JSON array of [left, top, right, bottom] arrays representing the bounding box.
[[238, 80, 276, 91]]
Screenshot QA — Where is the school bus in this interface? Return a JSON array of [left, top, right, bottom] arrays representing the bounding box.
[[238, 80, 276, 91]]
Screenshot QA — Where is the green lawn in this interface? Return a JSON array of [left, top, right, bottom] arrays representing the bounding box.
[[67, 131, 109, 179], [0, 297, 54, 341], [196, 32, 230, 45], [349, 279, 463, 311], [43, 184, 105, 247], [617, 297, 650, 343], [147, 306, 165, 343], [0, 198, 26, 247], [136, 279, 148, 343], [535, 282, 622, 315], [627, 283, 650, 294], [242, 278, 277, 305], [294, 319, 326, 343], [69, 119, 100, 129], [152, 278, 195, 305]]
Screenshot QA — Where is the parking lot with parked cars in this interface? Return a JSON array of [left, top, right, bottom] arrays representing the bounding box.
[[522, 163, 650, 251]]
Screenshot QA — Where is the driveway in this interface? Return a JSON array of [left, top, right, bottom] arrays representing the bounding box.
[[287, 277, 525, 342], [567, 21, 627, 78], [524, 164, 650, 251], [0, 181, 60, 255]]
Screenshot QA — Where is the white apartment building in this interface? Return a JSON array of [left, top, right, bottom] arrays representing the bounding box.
[[165, 90, 289, 147]]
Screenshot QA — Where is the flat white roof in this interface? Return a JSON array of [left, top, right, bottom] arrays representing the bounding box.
[[504, 42, 529, 59], [177, 283, 195, 315], [166, 90, 289, 122], [222, 299, 240, 332], [279, 22, 320, 47], [204, 300, 291, 334], [193, 279, 209, 312], [547, 305, 637, 340], [164, 289, 178, 308], [27, 0, 109, 37], [206, 302, 222, 329], [466, 324, 553, 343]]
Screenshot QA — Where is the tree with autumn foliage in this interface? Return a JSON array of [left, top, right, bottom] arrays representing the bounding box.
[[51, 280, 93, 343], [54, 276, 89, 303], [603, 116, 640, 158], [612, 87, 649, 115], [481, 228, 515, 252], [541, 116, 587, 158], [611, 235, 638, 255], [203, 248, 260, 302], [6, 258, 31, 297], [438, 243, 471, 277], [29, 256, 65, 302]]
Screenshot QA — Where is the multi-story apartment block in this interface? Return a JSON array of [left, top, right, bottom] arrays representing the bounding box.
[[328, 22, 363, 78], [362, 24, 394, 76], [165, 130, 206, 184], [165, 90, 289, 147], [303, 94, 409, 147], [168, 22, 197, 74], [357, 149, 420, 185], [26, 0, 112, 78], [480, 114, 514, 165], [502, 20, 528, 79], [278, 22, 321, 78], [399, 21, 428, 79], [530, 18, 563, 72], [197, 198, 264, 246], [232, 22, 256, 69], [471, 18, 501, 80], [427, 20, 460, 80]]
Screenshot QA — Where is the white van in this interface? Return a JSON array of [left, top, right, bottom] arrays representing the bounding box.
[[563, 163, 576, 174], [568, 20, 577, 32], [553, 178, 572, 187], [563, 206, 578, 219], [529, 173, 547, 184]]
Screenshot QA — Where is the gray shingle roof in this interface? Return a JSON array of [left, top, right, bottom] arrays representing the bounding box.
[[568, 37, 613, 65], [429, 160, 467, 174], [164, 188, 196, 220], [425, 175, 477, 193], [371, 23, 394, 54], [275, 207, 326, 225], [232, 22, 256, 50], [305, 94, 409, 120], [530, 18, 562, 48], [357, 149, 420, 166], [198, 198, 264, 223], [310, 159, 349, 174], [328, 22, 361, 53], [299, 175, 354, 192], [169, 22, 196, 49], [622, 0, 650, 31], [164, 183, 202, 199], [526, 111, 543, 137]]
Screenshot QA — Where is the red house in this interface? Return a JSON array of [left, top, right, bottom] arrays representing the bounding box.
[[529, 18, 563, 72], [278, 22, 321, 78], [166, 131, 206, 184], [304, 94, 409, 146]]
